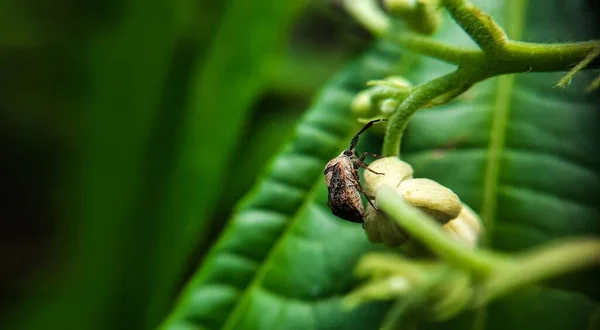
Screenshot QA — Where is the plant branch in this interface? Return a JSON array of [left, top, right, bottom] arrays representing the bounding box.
[[500, 40, 600, 73], [343, 0, 391, 36], [475, 238, 600, 306], [392, 31, 484, 65], [376, 186, 508, 276], [442, 0, 508, 52], [382, 69, 480, 156], [555, 44, 600, 87], [381, 38, 600, 155]]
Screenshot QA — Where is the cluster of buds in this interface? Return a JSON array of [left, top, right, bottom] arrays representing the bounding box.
[[351, 76, 412, 133], [363, 157, 482, 247]]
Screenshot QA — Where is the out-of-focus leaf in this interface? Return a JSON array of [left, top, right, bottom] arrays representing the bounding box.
[[160, 42, 404, 330], [14, 1, 185, 330], [145, 0, 308, 324], [6, 0, 308, 329]]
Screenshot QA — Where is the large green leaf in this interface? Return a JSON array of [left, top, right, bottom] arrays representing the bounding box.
[[160, 42, 404, 330], [402, 0, 600, 328], [146, 0, 307, 324], [163, 0, 600, 329]]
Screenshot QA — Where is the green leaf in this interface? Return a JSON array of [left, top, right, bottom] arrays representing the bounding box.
[[15, 1, 185, 330], [160, 42, 404, 330], [5, 1, 307, 329], [400, 0, 600, 328], [146, 0, 308, 324], [164, 0, 600, 329]]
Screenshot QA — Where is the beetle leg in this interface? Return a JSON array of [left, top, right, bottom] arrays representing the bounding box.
[[356, 159, 384, 175], [357, 182, 379, 210], [351, 171, 379, 211], [359, 152, 382, 162]]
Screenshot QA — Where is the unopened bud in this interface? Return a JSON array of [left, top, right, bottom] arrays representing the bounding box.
[[442, 203, 482, 248], [351, 90, 375, 117], [397, 178, 461, 224]]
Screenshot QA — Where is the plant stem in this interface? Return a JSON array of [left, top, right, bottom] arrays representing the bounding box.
[[475, 238, 600, 306], [499, 40, 600, 73], [343, 0, 390, 36], [382, 69, 477, 157], [376, 186, 508, 276], [392, 31, 484, 66], [555, 45, 600, 87], [442, 0, 508, 52]]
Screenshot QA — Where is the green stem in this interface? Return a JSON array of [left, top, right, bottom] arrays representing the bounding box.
[[382, 69, 477, 156], [475, 238, 600, 306], [499, 40, 600, 73], [356, 253, 438, 283], [442, 0, 508, 52], [369, 85, 412, 103], [348, 0, 600, 162], [343, 0, 390, 36], [381, 277, 440, 330], [392, 31, 484, 66], [376, 186, 508, 276], [555, 45, 600, 87]]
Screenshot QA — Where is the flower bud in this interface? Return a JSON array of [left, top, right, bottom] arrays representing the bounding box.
[[442, 203, 482, 248], [380, 99, 400, 114], [362, 157, 482, 248], [364, 157, 414, 197], [351, 90, 375, 118], [397, 178, 461, 224], [383, 76, 413, 89], [364, 203, 409, 246]]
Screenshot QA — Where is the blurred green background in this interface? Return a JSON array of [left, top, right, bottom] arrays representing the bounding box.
[[0, 1, 373, 329]]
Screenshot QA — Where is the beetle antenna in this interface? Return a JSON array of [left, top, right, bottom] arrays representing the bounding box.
[[349, 119, 388, 150]]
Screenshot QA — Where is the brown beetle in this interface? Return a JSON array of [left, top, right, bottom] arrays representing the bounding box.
[[324, 119, 386, 224]]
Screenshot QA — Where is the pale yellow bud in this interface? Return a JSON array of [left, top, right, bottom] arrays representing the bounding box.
[[364, 204, 408, 247], [362, 157, 482, 248], [442, 204, 483, 248], [363, 157, 414, 197], [397, 178, 461, 224]]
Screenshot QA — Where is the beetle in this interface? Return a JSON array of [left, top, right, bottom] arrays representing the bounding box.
[[323, 119, 387, 224]]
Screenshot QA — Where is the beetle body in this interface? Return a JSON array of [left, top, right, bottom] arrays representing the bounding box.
[[324, 151, 364, 223], [323, 119, 387, 224]]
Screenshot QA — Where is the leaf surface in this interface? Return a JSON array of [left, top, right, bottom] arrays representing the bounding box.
[[161, 42, 404, 330], [163, 0, 600, 329], [403, 0, 600, 328]]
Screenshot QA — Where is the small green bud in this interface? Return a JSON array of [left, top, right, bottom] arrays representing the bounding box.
[[380, 99, 400, 114], [351, 90, 375, 117], [384, 75, 413, 89]]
